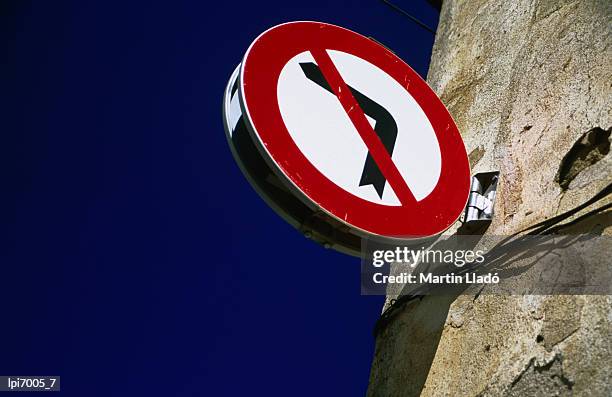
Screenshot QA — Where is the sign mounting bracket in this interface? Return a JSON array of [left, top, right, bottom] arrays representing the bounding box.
[[463, 171, 500, 225]]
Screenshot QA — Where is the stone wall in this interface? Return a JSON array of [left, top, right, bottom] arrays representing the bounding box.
[[367, 1, 611, 396]]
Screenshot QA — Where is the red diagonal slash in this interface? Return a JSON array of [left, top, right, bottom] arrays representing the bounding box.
[[309, 50, 416, 207], [310, 48, 417, 206]]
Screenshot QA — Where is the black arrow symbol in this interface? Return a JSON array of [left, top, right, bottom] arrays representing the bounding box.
[[299, 62, 398, 199]]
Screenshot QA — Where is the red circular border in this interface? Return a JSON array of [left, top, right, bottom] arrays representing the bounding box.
[[240, 21, 470, 238]]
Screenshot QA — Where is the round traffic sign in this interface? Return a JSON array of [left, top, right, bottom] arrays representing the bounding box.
[[237, 21, 470, 241]]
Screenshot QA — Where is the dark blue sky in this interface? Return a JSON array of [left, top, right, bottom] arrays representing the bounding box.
[[1, 1, 438, 395]]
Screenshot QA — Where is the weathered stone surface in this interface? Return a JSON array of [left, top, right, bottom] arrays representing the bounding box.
[[368, 0, 611, 396]]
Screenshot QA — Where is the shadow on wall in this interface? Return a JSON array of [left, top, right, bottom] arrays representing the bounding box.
[[368, 207, 611, 396]]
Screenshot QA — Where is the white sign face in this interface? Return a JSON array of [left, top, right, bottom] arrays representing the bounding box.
[[277, 50, 442, 206]]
